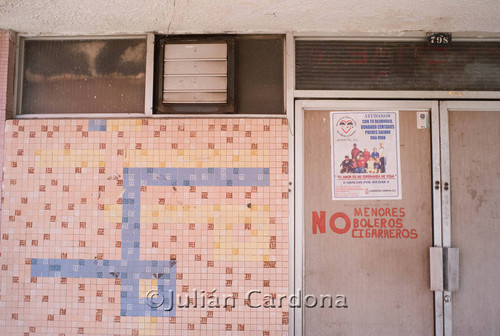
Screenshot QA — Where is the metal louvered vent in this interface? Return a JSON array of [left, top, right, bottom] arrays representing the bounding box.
[[163, 43, 228, 103], [296, 40, 500, 91]]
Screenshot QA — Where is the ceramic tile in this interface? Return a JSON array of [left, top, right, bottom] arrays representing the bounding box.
[[1, 118, 289, 335]]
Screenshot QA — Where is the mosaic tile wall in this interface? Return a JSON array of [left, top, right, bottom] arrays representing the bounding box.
[[0, 118, 289, 335]]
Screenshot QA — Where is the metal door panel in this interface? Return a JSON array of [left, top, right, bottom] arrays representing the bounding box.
[[440, 102, 500, 336], [296, 100, 436, 336]]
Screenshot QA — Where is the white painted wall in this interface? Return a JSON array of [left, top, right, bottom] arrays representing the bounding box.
[[0, 0, 499, 35]]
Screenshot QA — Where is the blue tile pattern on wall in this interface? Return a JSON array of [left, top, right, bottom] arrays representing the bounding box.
[[88, 119, 107, 131], [31, 167, 269, 317]]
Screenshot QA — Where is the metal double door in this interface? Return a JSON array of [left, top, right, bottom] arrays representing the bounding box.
[[294, 100, 500, 336]]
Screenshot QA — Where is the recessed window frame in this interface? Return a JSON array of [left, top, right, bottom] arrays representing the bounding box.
[[13, 33, 288, 118], [154, 34, 236, 114], [14, 34, 154, 118], [294, 36, 500, 92], [234, 34, 285, 115], [154, 34, 286, 115]]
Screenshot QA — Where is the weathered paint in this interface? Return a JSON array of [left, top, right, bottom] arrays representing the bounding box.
[[0, 0, 499, 35]]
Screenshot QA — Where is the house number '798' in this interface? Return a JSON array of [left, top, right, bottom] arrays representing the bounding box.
[[427, 33, 452, 46]]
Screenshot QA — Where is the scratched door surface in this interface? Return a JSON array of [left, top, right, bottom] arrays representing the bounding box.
[[446, 107, 500, 335], [301, 104, 434, 335]]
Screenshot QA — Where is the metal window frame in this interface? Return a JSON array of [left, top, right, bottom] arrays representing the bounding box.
[[153, 34, 287, 115], [14, 33, 153, 118], [293, 35, 500, 100], [294, 99, 441, 336], [13, 33, 289, 119], [234, 34, 286, 115]]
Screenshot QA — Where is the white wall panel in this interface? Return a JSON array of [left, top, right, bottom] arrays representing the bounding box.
[[0, 0, 499, 35]]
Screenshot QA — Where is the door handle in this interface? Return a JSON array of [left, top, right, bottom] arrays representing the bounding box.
[[430, 247, 459, 292]]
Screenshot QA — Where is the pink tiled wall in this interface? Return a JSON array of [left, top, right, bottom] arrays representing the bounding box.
[[0, 118, 289, 335]]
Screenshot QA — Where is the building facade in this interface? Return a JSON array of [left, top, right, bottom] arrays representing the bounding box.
[[0, 1, 499, 335]]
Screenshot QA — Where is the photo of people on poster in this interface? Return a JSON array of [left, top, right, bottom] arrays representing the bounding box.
[[331, 111, 401, 200], [339, 143, 386, 174]]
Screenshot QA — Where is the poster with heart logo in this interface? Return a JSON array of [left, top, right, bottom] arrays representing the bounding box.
[[330, 111, 402, 200]]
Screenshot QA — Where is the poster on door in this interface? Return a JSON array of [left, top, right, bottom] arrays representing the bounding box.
[[331, 111, 402, 200]]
